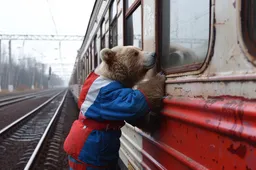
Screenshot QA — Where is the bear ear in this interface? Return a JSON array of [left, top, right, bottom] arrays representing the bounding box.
[[100, 48, 115, 63]]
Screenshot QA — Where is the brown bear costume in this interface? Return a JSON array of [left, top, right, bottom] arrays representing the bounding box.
[[64, 46, 165, 169], [97, 46, 165, 134]]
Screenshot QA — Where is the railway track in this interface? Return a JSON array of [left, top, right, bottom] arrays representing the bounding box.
[[0, 89, 55, 108], [0, 89, 68, 170]]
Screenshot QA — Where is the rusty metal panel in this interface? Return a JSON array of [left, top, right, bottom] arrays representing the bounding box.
[[123, 96, 256, 170], [69, 84, 80, 99], [166, 81, 256, 100], [120, 124, 144, 169], [154, 96, 256, 170]]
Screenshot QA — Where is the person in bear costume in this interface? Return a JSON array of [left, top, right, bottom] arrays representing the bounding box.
[[64, 46, 165, 170]]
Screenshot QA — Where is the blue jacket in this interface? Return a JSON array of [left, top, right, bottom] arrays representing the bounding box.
[[66, 71, 150, 167]]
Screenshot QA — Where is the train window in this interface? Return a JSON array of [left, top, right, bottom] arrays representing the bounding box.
[[94, 35, 97, 55], [242, 0, 256, 59], [109, 22, 118, 48], [91, 42, 94, 59], [102, 18, 106, 34], [125, 0, 136, 10], [94, 35, 98, 68], [101, 35, 105, 49], [86, 52, 89, 75], [100, 19, 106, 49], [125, 5, 142, 48], [81, 57, 85, 83], [160, 0, 210, 73], [109, 0, 118, 48], [89, 45, 93, 71], [110, 0, 117, 23]]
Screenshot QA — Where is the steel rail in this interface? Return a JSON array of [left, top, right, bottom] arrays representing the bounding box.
[[0, 94, 28, 103], [0, 90, 64, 135], [0, 96, 36, 107], [0, 89, 53, 107], [24, 89, 68, 170]]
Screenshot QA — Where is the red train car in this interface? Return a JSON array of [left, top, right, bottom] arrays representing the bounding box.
[[69, 0, 256, 169]]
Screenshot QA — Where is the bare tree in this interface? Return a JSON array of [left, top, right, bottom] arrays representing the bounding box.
[[0, 45, 64, 91]]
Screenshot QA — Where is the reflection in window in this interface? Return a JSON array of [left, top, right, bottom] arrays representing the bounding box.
[[161, 0, 210, 71], [126, 0, 136, 10], [125, 6, 142, 48], [242, 0, 256, 58], [109, 21, 118, 48]]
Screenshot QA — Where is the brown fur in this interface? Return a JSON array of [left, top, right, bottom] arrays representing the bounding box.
[[97, 46, 165, 134], [127, 73, 166, 134]]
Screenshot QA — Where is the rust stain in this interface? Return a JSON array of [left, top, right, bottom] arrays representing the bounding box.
[[222, 101, 237, 132], [203, 98, 220, 110], [222, 100, 245, 136], [237, 101, 245, 135], [227, 144, 247, 158], [205, 119, 211, 123], [246, 166, 252, 170], [229, 55, 235, 59], [215, 22, 225, 25]]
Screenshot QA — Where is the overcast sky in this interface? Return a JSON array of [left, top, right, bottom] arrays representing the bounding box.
[[0, 0, 95, 85]]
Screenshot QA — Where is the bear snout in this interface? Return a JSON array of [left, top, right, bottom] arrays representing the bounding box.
[[149, 52, 156, 58]]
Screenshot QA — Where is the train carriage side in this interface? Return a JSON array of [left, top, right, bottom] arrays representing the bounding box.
[[69, 0, 256, 169]]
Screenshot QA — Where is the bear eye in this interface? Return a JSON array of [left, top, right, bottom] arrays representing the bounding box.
[[134, 51, 139, 56]]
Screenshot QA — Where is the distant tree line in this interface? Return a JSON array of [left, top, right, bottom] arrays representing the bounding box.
[[0, 46, 64, 91]]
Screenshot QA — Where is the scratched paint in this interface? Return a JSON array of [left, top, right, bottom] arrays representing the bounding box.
[[166, 81, 256, 99]]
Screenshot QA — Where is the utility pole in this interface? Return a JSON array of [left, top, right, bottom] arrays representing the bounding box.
[[40, 63, 44, 89], [48, 66, 51, 89], [8, 40, 13, 92], [31, 63, 35, 90]]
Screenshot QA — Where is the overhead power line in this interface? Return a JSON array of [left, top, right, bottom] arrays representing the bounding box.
[[46, 0, 58, 35]]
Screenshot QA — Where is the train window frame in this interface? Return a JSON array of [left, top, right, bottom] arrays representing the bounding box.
[[125, 0, 140, 15], [157, 0, 211, 75], [81, 56, 85, 83], [100, 19, 106, 49], [123, 0, 143, 49], [240, 0, 256, 65]]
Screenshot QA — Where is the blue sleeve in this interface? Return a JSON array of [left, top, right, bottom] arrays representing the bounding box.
[[99, 83, 150, 121]]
